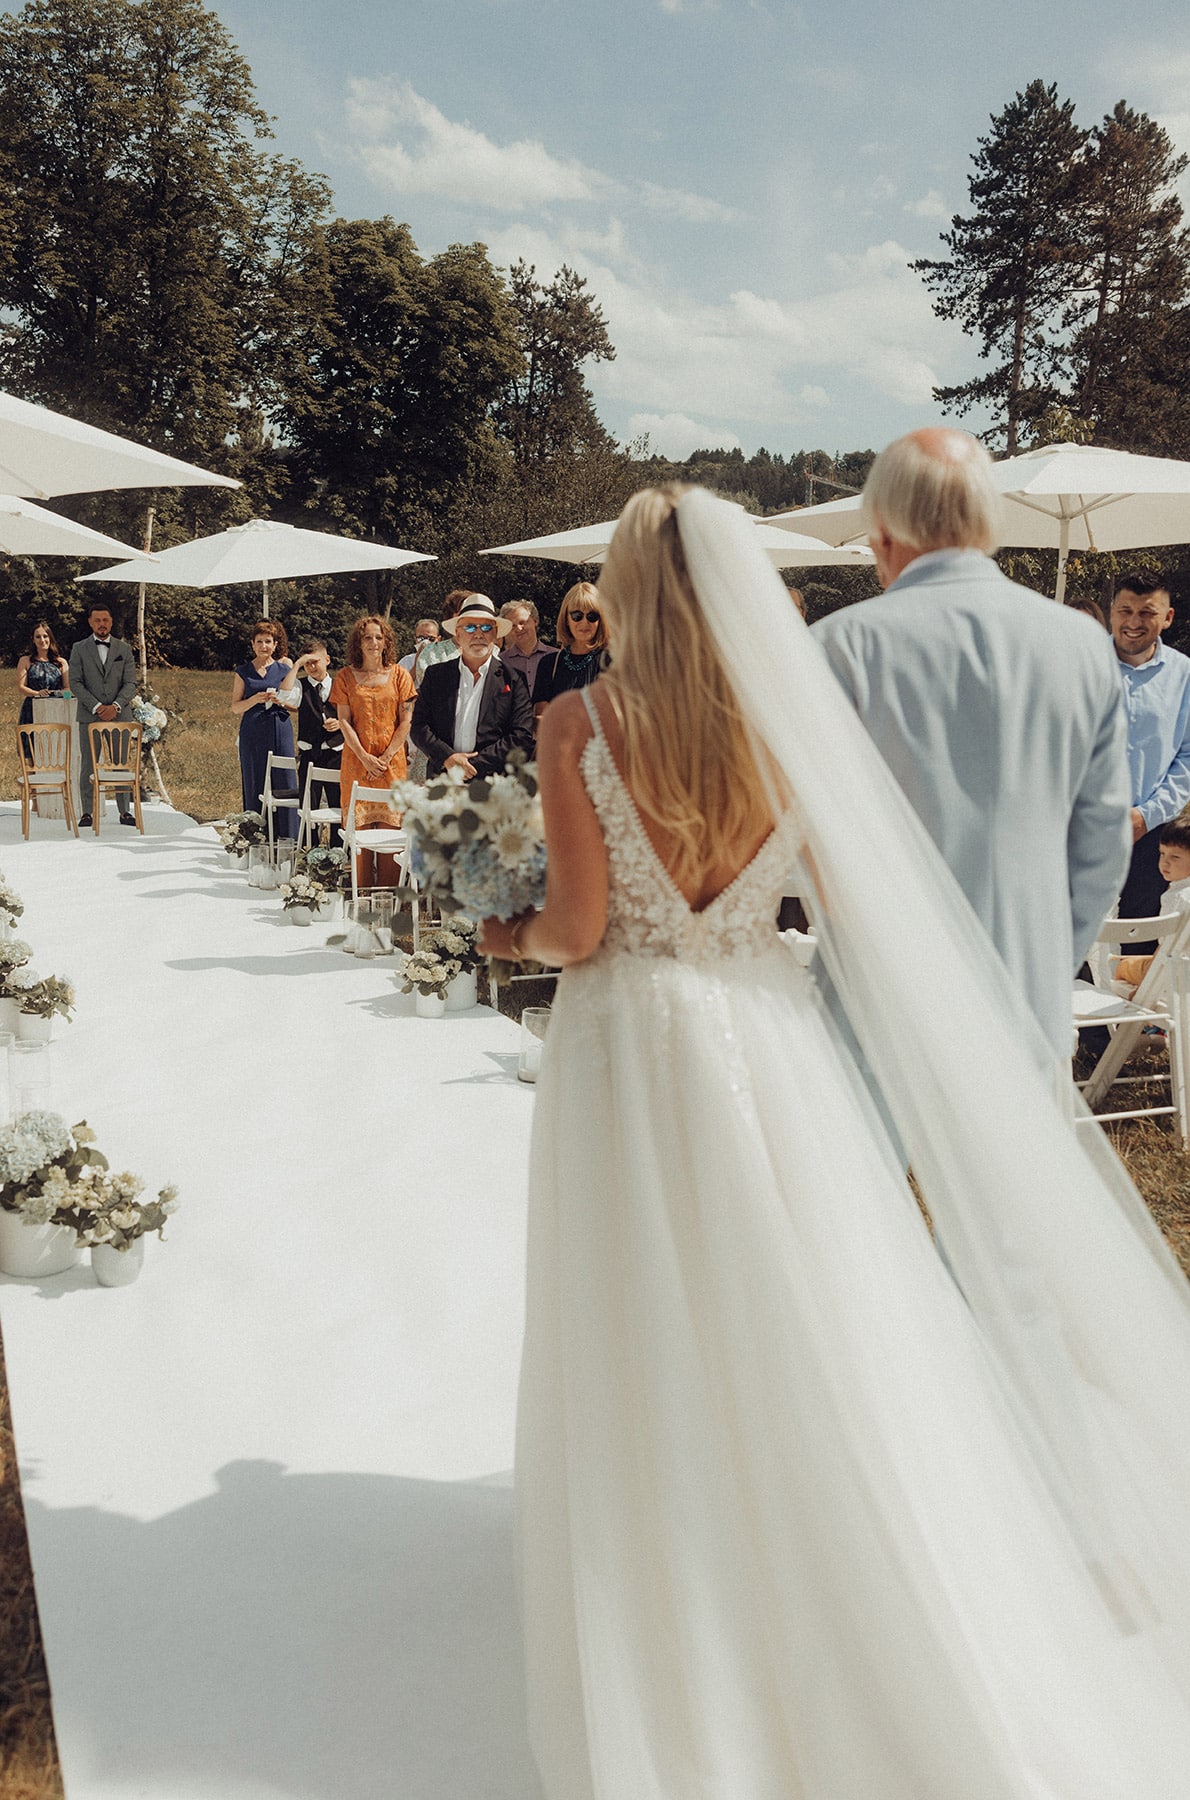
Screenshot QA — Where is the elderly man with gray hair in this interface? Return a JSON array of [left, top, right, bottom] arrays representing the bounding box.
[[813, 426, 1131, 1061]]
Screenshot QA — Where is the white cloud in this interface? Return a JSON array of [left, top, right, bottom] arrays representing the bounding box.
[[345, 80, 735, 226], [638, 181, 738, 224], [483, 225, 961, 432], [346, 78, 605, 211], [628, 413, 743, 458], [905, 189, 949, 221]]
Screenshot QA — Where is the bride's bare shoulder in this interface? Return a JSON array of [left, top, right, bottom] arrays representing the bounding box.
[[536, 687, 596, 759]]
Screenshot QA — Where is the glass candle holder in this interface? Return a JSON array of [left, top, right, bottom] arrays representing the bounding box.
[[518, 1007, 552, 1084], [9, 1040, 51, 1114]]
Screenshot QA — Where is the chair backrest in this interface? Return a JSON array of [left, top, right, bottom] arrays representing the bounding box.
[[301, 763, 342, 808], [17, 722, 70, 776], [343, 782, 404, 843], [88, 722, 143, 776], [1094, 913, 1185, 949], [262, 752, 299, 803]]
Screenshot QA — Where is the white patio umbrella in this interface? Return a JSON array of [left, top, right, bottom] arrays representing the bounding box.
[[79, 517, 435, 616], [482, 516, 874, 569], [0, 389, 239, 499], [767, 443, 1190, 601], [0, 494, 155, 559]]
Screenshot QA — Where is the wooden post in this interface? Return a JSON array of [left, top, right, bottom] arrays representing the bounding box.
[[137, 503, 155, 687]]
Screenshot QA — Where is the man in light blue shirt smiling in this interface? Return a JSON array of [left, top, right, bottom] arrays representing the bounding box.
[[1110, 574, 1190, 923]]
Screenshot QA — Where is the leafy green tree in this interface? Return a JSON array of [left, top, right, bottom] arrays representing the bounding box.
[[496, 262, 615, 465], [279, 216, 524, 613], [914, 80, 1087, 452], [0, 0, 330, 479]]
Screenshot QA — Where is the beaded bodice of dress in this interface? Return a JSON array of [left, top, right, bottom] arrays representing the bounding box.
[[578, 688, 801, 963], [26, 659, 64, 693]]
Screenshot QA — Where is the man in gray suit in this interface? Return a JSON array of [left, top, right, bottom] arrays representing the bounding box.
[[68, 603, 138, 826], [813, 428, 1131, 1061]]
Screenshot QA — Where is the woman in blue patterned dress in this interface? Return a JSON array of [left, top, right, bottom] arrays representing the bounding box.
[[16, 621, 70, 724]]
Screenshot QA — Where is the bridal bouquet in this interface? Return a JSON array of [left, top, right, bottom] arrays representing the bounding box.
[[393, 756, 546, 921], [0, 1113, 178, 1250]]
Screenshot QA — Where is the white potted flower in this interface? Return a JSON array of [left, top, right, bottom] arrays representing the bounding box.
[[429, 919, 484, 1010], [399, 946, 456, 1018], [0, 938, 34, 1033], [278, 872, 322, 926], [0, 874, 24, 942], [0, 1112, 178, 1284], [10, 971, 75, 1042]]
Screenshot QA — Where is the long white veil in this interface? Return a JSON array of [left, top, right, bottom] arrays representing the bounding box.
[[677, 486, 1190, 1680]]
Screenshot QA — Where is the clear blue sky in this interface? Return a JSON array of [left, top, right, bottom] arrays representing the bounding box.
[[141, 3, 1190, 455]]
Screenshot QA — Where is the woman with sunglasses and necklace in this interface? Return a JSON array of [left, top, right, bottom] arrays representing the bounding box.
[[532, 582, 609, 718]]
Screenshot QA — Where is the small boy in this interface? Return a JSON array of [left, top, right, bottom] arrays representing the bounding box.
[[281, 641, 342, 835], [1113, 818, 1190, 995]]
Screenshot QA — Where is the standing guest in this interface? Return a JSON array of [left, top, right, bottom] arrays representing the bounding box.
[[331, 615, 416, 884], [280, 640, 342, 830], [499, 600, 555, 700], [531, 581, 609, 717], [69, 604, 138, 827], [411, 593, 534, 778], [814, 428, 1131, 1062], [230, 620, 296, 834], [17, 622, 70, 725], [1108, 573, 1190, 926], [1067, 595, 1108, 629], [398, 619, 440, 677]]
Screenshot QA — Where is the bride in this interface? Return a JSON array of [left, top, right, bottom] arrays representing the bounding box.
[[479, 485, 1190, 1799]]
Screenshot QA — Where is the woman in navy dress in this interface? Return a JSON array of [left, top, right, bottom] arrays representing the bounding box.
[[230, 619, 297, 833], [16, 621, 70, 724]]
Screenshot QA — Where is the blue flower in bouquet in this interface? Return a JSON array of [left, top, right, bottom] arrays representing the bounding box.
[[130, 696, 169, 744], [449, 836, 547, 921]]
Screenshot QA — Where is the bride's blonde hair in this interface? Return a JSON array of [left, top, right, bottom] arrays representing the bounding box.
[[598, 484, 784, 888]]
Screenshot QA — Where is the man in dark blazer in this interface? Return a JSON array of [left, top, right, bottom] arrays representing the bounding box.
[[411, 593, 534, 778], [68, 602, 138, 825]]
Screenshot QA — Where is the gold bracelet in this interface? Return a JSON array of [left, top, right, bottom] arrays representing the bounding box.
[[509, 915, 532, 962]]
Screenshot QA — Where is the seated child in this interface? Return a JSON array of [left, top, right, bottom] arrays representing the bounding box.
[[1113, 819, 1190, 996]]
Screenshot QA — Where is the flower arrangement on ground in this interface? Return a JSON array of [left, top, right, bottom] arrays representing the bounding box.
[[0, 1113, 178, 1251], [8, 971, 75, 1020], [278, 872, 323, 913], [399, 919, 484, 998], [303, 845, 349, 892], [216, 811, 268, 856], [0, 939, 34, 993], [130, 693, 170, 745], [394, 755, 546, 921], [0, 875, 24, 925]]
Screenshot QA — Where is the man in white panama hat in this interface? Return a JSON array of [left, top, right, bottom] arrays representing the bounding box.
[[410, 592, 535, 779]]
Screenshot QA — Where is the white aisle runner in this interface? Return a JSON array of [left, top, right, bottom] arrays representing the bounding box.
[[0, 804, 539, 1800]]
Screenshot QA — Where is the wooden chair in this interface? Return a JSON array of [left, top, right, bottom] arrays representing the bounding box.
[[15, 724, 78, 839], [1073, 911, 1190, 1142], [87, 722, 144, 834], [297, 763, 342, 851]]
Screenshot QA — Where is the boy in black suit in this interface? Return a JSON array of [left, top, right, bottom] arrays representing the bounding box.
[[281, 641, 342, 840]]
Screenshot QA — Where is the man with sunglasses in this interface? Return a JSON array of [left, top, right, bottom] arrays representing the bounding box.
[[411, 592, 534, 779]]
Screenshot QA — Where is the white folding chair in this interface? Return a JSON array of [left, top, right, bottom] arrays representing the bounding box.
[[297, 764, 342, 850], [1073, 910, 1190, 1141], [261, 752, 301, 858], [343, 782, 422, 948]]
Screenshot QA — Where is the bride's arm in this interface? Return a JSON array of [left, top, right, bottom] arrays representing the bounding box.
[[478, 690, 608, 967]]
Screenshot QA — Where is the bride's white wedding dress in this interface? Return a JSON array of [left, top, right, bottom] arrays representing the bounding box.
[[516, 495, 1190, 1800]]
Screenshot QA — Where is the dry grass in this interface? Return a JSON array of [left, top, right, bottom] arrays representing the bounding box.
[[0, 667, 243, 823], [0, 675, 1187, 1792]]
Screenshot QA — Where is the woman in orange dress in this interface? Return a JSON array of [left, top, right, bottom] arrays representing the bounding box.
[[331, 614, 416, 884]]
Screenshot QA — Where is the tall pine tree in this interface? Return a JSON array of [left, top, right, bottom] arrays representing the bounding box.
[[914, 80, 1087, 452]]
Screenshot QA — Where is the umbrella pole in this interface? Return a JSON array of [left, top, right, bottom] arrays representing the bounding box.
[[137, 503, 155, 688], [1053, 518, 1070, 604], [262, 576, 269, 620]]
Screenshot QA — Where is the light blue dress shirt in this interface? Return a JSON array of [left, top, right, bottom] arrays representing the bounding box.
[[1115, 638, 1190, 830]]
